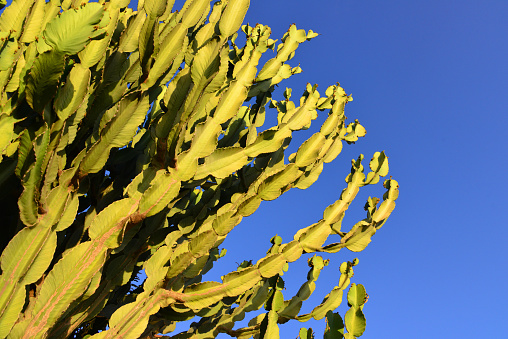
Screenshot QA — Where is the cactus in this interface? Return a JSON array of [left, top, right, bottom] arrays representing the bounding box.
[[0, 0, 399, 338]]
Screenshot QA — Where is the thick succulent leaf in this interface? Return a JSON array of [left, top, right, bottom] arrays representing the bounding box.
[[256, 58, 281, 83], [54, 63, 91, 120], [124, 167, 158, 199], [194, 147, 248, 180], [309, 287, 345, 321], [143, 23, 187, 89], [342, 223, 376, 252], [24, 242, 107, 337], [298, 327, 315, 339], [323, 201, 348, 226], [222, 266, 259, 297], [0, 115, 19, 154], [54, 193, 79, 231], [212, 73, 253, 124], [0, 226, 54, 330], [189, 230, 218, 256], [256, 26, 308, 82], [369, 151, 388, 176], [191, 38, 221, 86], [79, 8, 119, 67], [365, 151, 389, 185], [145, 244, 172, 281], [23, 231, 57, 285], [79, 94, 150, 175], [278, 258, 326, 320], [296, 221, 330, 252], [157, 68, 192, 138], [206, 47, 229, 93], [212, 208, 242, 236], [5, 50, 25, 92], [323, 138, 343, 163], [39, 184, 73, 228], [18, 129, 50, 226], [294, 162, 323, 190], [180, 0, 209, 28], [0, 281, 25, 338], [371, 199, 396, 224], [166, 251, 194, 278], [138, 170, 181, 217], [324, 312, 344, 339], [237, 196, 262, 217], [20, 0, 46, 43], [106, 290, 170, 339], [0, 0, 33, 38], [0, 37, 20, 71], [43, 2, 105, 54], [88, 198, 138, 249], [295, 133, 326, 167], [138, 16, 158, 74], [0, 227, 55, 287], [244, 128, 292, 157], [280, 241, 303, 263], [25, 50, 65, 113], [257, 164, 301, 201], [344, 308, 366, 337], [279, 298, 302, 320], [219, 0, 250, 37], [347, 284, 367, 308], [319, 113, 339, 136], [182, 281, 224, 310], [144, 0, 167, 17], [344, 121, 366, 143], [119, 9, 146, 53], [0, 71, 10, 94], [263, 310, 279, 338], [175, 150, 198, 181], [371, 180, 398, 224], [257, 254, 285, 278], [188, 121, 221, 158]]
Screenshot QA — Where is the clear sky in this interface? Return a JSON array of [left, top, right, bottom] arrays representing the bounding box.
[[201, 1, 508, 338]]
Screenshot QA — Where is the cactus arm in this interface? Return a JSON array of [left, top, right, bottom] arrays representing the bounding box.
[[343, 283, 368, 338], [17, 127, 50, 226], [324, 311, 345, 339], [25, 50, 66, 113], [43, 3, 106, 55], [79, 7, 120, 68], [0, 227, 56, 337], [0, 0, 35, 39], [218, 0, 250, 38], [78, 93, 150, 176]]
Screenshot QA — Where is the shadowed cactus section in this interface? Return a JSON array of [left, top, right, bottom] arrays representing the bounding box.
[[0, 0, 398, 338]]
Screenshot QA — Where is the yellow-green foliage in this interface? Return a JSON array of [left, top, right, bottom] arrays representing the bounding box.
[[0, 0, 398, 338]]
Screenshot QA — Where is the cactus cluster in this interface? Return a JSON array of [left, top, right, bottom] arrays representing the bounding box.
[[0, 0, 398, 338]]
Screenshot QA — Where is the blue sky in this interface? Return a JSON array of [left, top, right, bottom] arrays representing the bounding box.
[[201, 1, 508, 338]]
